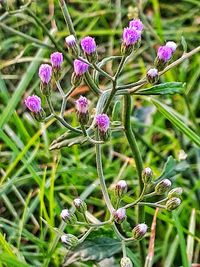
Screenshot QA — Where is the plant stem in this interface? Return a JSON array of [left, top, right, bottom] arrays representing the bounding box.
[[93, 63, 114, 81], [123, 184, 147, 209], [123, 94, 146, 265], [95, 131, 114, 213]]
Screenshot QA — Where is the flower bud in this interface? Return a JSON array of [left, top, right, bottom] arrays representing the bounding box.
[[113, 208, 126, 224], [24, 95, 46, 122], [39, 64, 52, 96], [155, 179, 171, 195], [121, 27, 141, 56], [60, 209, 77, 224], [115, 180, 127, 198], [65, 35, 79, 56], [50, 52, 63, 81], [61, 234, 79, 248], [75, 96, 89, 125], [132, 223, 147, 240], [73, 198, 87, 213], [166, 41, 177, 53], [72, 59, 89, 87], [166, 197, 181, 211], [142, 167, 153, 184], [81, 36, 98, 63], [129, 18, 144, 32], [96, 113, 110, 141], [120, 257, 133, 267], [155, 45, 173, 70], [146, 68, 159, 84], [168, 187, 183, 199]]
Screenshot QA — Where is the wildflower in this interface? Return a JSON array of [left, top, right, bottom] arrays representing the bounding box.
[[50, 52, 63, 69], [166, 41, 177, 53], [60, 209, 77, 224], [113, 208, 126, 224], [166, 197, 181, 211], [129, 18, 144, 32], [115, 180, 128, 197], [120, 257, 133, 267], [71, 59, 89, 87], [142, 167, 153, 184], [24, 95, 46, 121], [74, 198, 87, 213], [155, 179, 172, 195], [146, 68, 159, 84], [121, 27, 141, 55], [96, 113, 110, 141], [157, 46, 173, 62], [75, 96, 89, 125], [132, 223, 147, 240], [61, 234, 79, 247], [168, 187, 183, 198], [81, 36, 97, 62], [39, 64, 52, 84]]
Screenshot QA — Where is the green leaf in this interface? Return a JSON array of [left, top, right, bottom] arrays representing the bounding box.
[[157, 156, 189, 182], [135, 82, 184, 95], [152, 98, 200, 147], [64, 237, 121, 265], [0, 253, 33, 267]]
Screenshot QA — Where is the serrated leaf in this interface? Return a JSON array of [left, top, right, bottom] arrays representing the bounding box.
[[135, 82, 184, 95], [64, 237, 121, 265], [152, 98, 200, 147], [156, 156, 189, 182]]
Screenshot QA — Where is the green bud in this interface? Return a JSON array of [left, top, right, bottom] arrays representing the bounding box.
[[33, 108, 46, 122], [166, 197, 181, 211], [142, 167, 153, 184], [85, 51, 98, 64], [40, 82, 51, 96], [115, 180, 127, 198], [60, 209, 77, 224], [121, 43, 133, 56], [61, 234, 79, 248], [120, 257, 133, 267], [71, 72, 82, 87], [132, 223, 148, 240], [74, 198, 87, 213], [155, 179, 171, 195], [168, 187, 183, 198], [77, 111, 89, 125]]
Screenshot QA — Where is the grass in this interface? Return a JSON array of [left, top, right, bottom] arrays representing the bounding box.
[[0, 0, 200, 266]]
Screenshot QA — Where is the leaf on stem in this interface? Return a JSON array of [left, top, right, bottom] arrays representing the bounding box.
[[135, 82, 184, 95]]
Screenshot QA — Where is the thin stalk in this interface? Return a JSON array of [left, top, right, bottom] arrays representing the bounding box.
[[95, 131, 114, 213], [78, 228, 93, 243], [93, 63, 114, 81], [123, 184, 147, 209], [123, 94, 146, 265], [76, 219, 112, 228], [137, 202, 165, 209]]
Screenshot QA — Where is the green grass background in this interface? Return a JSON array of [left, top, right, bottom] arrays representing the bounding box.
[[0, 0, 200, 266]]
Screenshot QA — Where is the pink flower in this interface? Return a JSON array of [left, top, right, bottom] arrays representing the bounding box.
[[73, 59, 89, 76], [75, 96, 89, 114], [50, 52, 63, 68], [81, 36, 96, 55], [122, 27, 141, 46], [157, 46, 173, 62], [24, 95, 41, 113], [129, 19, 144, 31], [38, 64, 52, 84], [96, 114, 110, 133]]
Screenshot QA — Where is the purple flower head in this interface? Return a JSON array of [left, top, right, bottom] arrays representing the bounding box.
[[147, 68, 158, 78], [129, 19, 144, 31], [39, 64, 52, 84], [96, 114, 110, 133], [122, 27, 141, 46], [24, 95, 41, 113], [81, 36, 96, 55], [113, 208, 126, 223], [75, 96, 89, 114], [157, 46, 173, 62], [65, 35, 76, 48], [50, 52, 63, 68], [74, 59, 89, 76], [166, 41, 177, 53]]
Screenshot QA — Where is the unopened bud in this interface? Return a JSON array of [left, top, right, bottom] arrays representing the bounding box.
[[146, 68, 159, 84], [120, 257, 133, 267], [65, 35, 79, 57], [61, 234, 79, 248], [166, 197, 181, 211], [115, 180, 127, 197], [132, 223, 147, 240], [142, 167, 153, 184], [60, 209, 77, 224], [155, 179, 171, 195], [74, 198, 87, 213], [113, 208, 126, 224], [168, 187, 183, 198]]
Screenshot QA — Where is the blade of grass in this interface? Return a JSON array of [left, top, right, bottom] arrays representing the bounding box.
[[186, 209, 196, 264]]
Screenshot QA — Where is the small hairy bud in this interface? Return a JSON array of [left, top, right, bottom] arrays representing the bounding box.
[[168, 187, 183, 198], [120, 257, 133, 267], [50, 52, 63, 80], [132, 223, 148, 240], [155, 179, 172, 195], [74, 198, 87, 213], [65, 35, 79, 56], [61, 234, 79, 248], [166, 197, 181, 211], [38, 64, 52, 95], [166, 41, 177, 53], [113, 208, 126, 224], [121, 27, 141, 55], [146, 68, 159, 84], [142, 167, 153, 184], [24, 95, 46, 122], [115, 180, 128, 198], [129, 18, 144, 32], [72, 59, 89, 87], [75, 96, 89, 125], [96, 114, 110, 141], [60, 209, 77, 224]]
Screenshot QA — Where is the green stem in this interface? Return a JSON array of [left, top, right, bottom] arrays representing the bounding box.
[[93, 63, 114, 81], [137, 202, 165, 209], [123, 94, 146, 265], [123, 184, 147, 209], [95, 131, 114, 213]]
